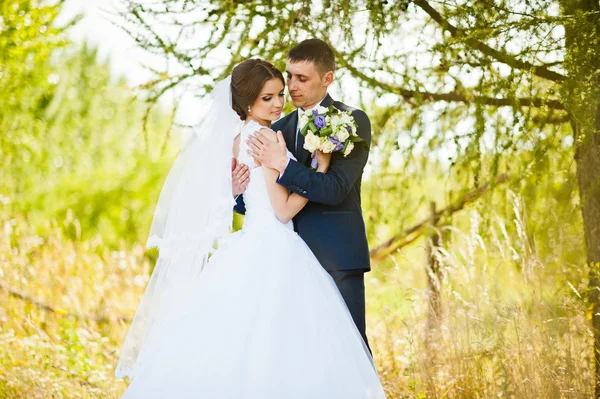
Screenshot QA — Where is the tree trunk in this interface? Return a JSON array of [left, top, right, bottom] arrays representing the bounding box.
[[574, 117, 600, 397], [562, 0, 600, 395], [426, 201, 443, 332]]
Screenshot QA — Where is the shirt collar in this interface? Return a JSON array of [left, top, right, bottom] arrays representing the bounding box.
[[298, 95, 328, 115]]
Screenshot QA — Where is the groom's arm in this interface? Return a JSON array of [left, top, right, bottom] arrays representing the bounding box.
[[233, 195, 246, 215], [277, 110, 371, 206]]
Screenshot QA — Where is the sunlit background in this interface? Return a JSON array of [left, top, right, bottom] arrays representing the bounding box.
[[1, 0, 597, 398]]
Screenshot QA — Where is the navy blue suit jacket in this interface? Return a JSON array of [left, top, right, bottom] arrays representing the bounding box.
[[235, 94, 371, 272]]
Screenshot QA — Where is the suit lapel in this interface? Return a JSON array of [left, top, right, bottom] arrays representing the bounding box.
[[285, 111, 298, 156], [296, 123, 305, 157], [296, 129, 310, 166], [321, 93, 334, 108]]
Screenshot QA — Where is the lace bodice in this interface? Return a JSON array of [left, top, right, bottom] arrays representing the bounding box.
[[237, 120, 295, 232]]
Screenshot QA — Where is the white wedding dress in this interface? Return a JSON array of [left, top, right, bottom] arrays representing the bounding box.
[[119, 120, 386, 398]]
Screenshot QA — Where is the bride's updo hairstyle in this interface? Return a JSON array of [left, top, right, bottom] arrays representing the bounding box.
[[231, 59, 285, 120]]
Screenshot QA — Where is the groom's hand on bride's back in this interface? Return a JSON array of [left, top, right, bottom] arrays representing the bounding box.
[[232, 157, 250, 197]]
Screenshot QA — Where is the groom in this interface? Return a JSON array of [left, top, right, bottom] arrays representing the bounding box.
[[234, 39, 372, 347]]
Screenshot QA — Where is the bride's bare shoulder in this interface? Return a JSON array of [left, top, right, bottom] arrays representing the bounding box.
[[258, 128, 277, 143]]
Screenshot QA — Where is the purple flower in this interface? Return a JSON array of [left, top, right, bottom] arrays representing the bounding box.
[[314, 115, 326, 129], [311, 156, 319, 169], [329, 136, 344, 152], [345, 125, 352, 132], [312, 109, 319, 115]]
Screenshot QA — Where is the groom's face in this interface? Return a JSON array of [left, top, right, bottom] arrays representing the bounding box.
[[286, 60, 333, 110]]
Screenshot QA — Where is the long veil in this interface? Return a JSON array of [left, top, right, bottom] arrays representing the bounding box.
[[116, 76, 243, 379]]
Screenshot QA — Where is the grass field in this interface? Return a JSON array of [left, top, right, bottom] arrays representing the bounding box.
[[0, 204, 592, 398]]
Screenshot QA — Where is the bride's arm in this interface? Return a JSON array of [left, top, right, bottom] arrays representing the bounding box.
[[256, 129, 329, 224]]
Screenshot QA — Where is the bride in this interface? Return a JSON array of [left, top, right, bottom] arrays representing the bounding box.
[[115, 58, 386, 398]]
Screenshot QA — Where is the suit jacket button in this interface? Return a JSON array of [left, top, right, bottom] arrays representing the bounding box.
[[302, 191, 307, 194]]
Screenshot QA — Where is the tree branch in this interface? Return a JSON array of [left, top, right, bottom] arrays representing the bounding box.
[[338, 57, 565, 110], [412, 0, 567, 83], [0, 282, 131, 323], [370, 173, 511, 261]]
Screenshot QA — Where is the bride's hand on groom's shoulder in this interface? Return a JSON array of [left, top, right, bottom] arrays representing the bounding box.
[[247, 130, 288, 174], [232, 157, 250, 197]]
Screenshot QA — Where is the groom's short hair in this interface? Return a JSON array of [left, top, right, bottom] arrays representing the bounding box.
[[287, 39, 336, 76]]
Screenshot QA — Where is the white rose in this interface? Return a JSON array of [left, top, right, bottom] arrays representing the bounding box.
[[330, 114, 341, 127], [303, 131, 321, 153], [343, 141, 355, 157], [316, 105, 329, 115], [340, 112, 353, 125], [299, 113, 309, 129], [336, 128, 350, 142], [321, 139, 337, 153]]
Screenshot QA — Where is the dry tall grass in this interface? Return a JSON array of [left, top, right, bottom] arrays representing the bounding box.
[[0, 202, 593, 398], [369, 200, 592, 398]]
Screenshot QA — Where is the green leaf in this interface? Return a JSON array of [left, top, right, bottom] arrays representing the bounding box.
[[349, 135, 369, 149], [342, 140, 350, 153], [320, 126, 332, 136]]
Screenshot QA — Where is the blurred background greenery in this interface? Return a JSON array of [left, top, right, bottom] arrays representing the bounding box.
[[0, 0, 596, 398]]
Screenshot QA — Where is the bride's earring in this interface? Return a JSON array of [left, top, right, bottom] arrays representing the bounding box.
[[247, 106, 251, 115]]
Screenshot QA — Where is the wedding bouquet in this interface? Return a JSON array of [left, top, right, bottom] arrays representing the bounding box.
[[299, 105, 367, 168]]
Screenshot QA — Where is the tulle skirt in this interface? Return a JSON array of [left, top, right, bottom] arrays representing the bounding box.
[[120, 224, 386, 398]]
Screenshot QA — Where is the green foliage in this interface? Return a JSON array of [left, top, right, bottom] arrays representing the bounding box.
[[0, 0, 71, 196], [1, 1, 176, 247], [112, 0, 583, 205], [15, 43, 176, 246]]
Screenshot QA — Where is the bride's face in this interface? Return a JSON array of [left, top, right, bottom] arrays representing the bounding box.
[[250, 78, 285, 122]]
